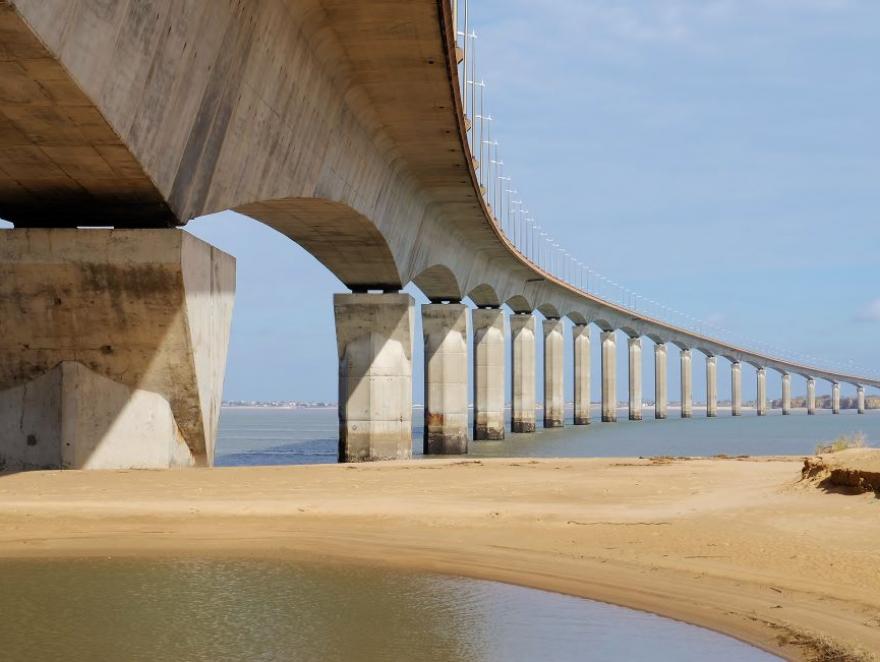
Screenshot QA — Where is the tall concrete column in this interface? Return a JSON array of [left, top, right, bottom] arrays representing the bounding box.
[[573, 324, 591, 425], [858, 386, 866, 415], [628, 337, 642, 421], [472, 308, 505, 440], [680, 349, 692, 419], [706, 356, 717, 418], [756, 367, 767, 416], [730, 362, 742, 416], [543, 319, 565, 428], [781, 373, 792, 415], [832, 382, 841, 414], [807, 377, 816, 415], [336, 293, 414, 462], [422, 304, 468, 455], [601, 331, 617, 423], [654, 343, 668, 420], [510, 314, 536, 433]]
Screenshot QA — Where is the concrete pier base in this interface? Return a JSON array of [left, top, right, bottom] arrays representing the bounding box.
[[0, 229, 234, 471], [335, 293, 414, 462], [510, 314, 536, 433], [807, 378, 816, 415], [858, 386, 866, 415], [831, 382, 841, 415], [573, 325, 591, 425], [628, 337, 642, 421], [756, 368, 767, 416], [543, 319, 565, 428], [601, 331, 617, 423], [655, 343, 668, 419], [706, 356, 717, 418], [472, 309, 505, 440], [680, 349, 693, 419], [422, 304, 468, 455], [731, 362, 742, 417], [782, 373, 792, 415]]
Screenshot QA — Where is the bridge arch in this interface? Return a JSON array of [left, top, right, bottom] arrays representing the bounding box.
[[467, 283, 502, 308], [412, 264, 463, 303], [505, 295, 533, 314], [537, 303, 561, 320]]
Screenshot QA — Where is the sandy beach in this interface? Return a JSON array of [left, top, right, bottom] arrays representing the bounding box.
[[1, 455, 878, 661]]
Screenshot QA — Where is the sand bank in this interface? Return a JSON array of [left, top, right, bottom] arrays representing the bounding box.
[[0, 456, 878, 660]]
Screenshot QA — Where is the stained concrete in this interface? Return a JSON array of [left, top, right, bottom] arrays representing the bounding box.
[[601, 331, 617, 423], [334, 293, 414, 462], [0, 228, 234, 469], [422, 304, 468, 455], [706, 356, 717, 418], [628, 337, 642, 421], [542, 319, 564, 428], [510, 314, 536, 433], [655, 343, 668, 420], [680, 350, 693, 419], [572, 324, 591, 425], [472, 309, 505, 440]]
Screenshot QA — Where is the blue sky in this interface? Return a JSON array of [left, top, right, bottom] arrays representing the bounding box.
[[5, 1, 878, 403]]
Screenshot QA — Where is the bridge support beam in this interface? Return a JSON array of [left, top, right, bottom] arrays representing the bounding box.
[[543, 319, 565, 428], [706, 356, 718, 417], [807, 378, 816, 415], [336, 292, 414, 462], [832, 382, 841, 415], [573, 324, 591, 425], [756, 368, 767, 416], [858, 386, 866, 415], [731, 362, 742, 416], [422, 304, 468, 455], [680, 349, 693, 418], [510, 314, 536, 433], [628, 337, 642, 421], [601, 331, 617, 422], [654, 343, 668, 420], [782, 374, 792, 415], [473, 309, 505, 440], [0, 229, 234, 471]]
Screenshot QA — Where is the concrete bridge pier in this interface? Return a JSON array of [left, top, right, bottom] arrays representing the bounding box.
[[807, 378, 817, 415], [781, 374, 792, 415], [831, 382, 841, 415], [472, 309, 505, 440], [573, 325, 591, 425], [628, 337, 643, 421], [756, 368, 768, 416], [0, 229, 234, 471], [543, 319, 565, 428], [422, 304, 469, 455], [601, 331, 617, 423], [654, 343, 668, 420], [706, 356, 718, 417], [858, 386, 866, 415], [335, 293, 414, 462], [510, 314, 537, 433], [731, 362, 742, 416], [680, 349, 693, 418]]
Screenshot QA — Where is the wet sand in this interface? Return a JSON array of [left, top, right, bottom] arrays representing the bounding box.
[[0, 456, 878, 660]]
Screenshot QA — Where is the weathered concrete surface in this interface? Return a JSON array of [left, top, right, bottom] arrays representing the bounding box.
[[731, 362, 742, 416], [472, 309, 505, 440], [782, 373, 792, 415], [542, 319, 564, 428], [654, 343, 668, 420], [628, 337, 642, 421], [858, 386, 866, 415], [706, 356, 717, 418], [573, 324, 591, 425], [601, 331, 617, 423], [0, 228, 234, 469], [334, 293, 413, 462], [756, 368, 768, 417], [422, 304, 468, 455], [807, 378, 816, 416], [680, 350, 693, 419], [510, 314, 536, 433], [832, 382, 841, 415]]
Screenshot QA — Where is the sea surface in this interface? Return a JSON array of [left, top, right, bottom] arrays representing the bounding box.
[[216, 405, 880, 466], [0, 558, 778, 662]]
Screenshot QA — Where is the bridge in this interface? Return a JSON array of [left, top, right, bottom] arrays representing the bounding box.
[[0, 0, 876, 469]]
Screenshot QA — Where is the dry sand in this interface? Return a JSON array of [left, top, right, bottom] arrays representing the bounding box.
[[1, 456, 878, 661]]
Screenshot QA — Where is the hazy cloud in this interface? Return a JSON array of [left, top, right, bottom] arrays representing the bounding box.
[[854, 299, 880, 322]]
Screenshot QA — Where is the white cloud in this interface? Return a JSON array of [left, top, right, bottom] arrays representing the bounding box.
[[854, 299, 880, 322]]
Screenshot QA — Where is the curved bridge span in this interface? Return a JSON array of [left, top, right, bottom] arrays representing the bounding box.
[[0, 0, 876, 467]]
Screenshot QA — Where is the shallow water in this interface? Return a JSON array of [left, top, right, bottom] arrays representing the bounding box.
[[0, 558, 778, 661], [216, 406, 880, 466]]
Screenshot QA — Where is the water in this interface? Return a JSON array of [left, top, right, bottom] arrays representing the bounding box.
[[0, 558, 777, 662], [216, 406, 880, 466]]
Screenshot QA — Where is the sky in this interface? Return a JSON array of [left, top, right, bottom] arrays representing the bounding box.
[[6, 1, 878, 404]]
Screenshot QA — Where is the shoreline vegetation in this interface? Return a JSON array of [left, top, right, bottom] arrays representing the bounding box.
[[1, 454, 879, 660]]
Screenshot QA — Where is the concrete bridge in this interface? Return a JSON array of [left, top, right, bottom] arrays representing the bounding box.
[[0, 0, 876, 469]]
